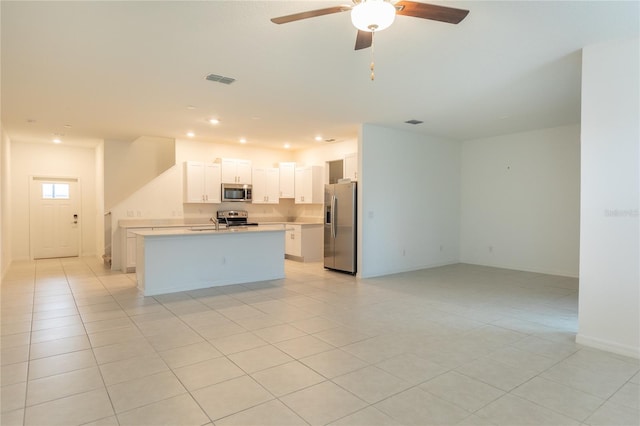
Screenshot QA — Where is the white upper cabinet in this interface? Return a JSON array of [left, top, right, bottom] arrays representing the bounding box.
[[279, 162, 295, 198], [344, 152, 358, 181], [184, 161, 221, 203], [295, 165, 324, 204], [252, 167, 280, 204], [220, 158, 252, 184]]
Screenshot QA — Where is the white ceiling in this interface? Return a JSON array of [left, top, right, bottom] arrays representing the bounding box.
[[1, 1, 638, 150]]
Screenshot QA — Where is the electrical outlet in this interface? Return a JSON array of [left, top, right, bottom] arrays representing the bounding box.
[[489, 246, 493, 253], [440, 245, 444, 252], [402, 249, 406, 256]]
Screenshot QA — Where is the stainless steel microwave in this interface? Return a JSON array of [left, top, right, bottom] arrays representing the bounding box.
[[221, 183, 252, 202]]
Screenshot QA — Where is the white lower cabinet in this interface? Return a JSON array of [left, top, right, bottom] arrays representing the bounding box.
[[122, 228, 145, 273], [284, 224, 323, 262], [285, 225, 302, 257]]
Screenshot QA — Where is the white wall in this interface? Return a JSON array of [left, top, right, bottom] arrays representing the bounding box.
[[104, 136, 175, 210], [1, 125, 12, 276], [95, 142, 105, 259], [359, 124, 461, 278], [460, 125, 581, 277], [178, 139, 295, 168], [10, 141, 98, 260], [294, 139, 357, 168], [578, 37, 639, 358]]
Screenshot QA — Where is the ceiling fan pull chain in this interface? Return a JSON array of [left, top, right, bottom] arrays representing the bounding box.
[[370, 29, 375, 81]]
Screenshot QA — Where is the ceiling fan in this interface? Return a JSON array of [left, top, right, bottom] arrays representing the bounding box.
[[270, 0, 470, 51]]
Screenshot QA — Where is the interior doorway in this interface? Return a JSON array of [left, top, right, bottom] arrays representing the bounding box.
[[30, 177, 81, 259], [328, 159, 344, 184]]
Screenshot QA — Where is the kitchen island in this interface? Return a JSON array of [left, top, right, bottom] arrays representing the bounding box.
[[133, 225, 286, 296]]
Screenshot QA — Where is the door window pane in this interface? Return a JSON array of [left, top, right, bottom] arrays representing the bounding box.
[[42, 183, 70, 199], [42, 183, 54, 199]]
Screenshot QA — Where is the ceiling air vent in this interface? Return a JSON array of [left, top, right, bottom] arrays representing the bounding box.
[[405, 119, 424, 125], [205, 74, 236, 85]]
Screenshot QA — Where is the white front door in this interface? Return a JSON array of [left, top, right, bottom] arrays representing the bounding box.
[[30, 177, 80, 259]]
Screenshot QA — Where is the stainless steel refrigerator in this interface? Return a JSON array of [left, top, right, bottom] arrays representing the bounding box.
[[324, 182, 357, 274]]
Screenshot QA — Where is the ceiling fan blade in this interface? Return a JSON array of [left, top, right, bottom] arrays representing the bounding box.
[[395, 1, 469, 24], [354, 30, 373, 50], [271, 6, 351, 24]]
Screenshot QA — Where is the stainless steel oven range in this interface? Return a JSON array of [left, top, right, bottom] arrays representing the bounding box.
[[216, 210, 259, 227]]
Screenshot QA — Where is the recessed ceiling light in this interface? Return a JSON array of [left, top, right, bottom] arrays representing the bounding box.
[[186, 105, 196, 110], [314, 136, 322, 142], [186, 132, 195, 138], [52, 138, 62, 144], [63, 124, 72, 128], [26, 118, 36, 124], [284, 143, 291, 149], [208, 118, 220, 125], [239, 138, 247, 144]]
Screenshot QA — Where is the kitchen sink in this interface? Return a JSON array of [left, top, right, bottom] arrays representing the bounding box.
[[189, 227, 247, 232]]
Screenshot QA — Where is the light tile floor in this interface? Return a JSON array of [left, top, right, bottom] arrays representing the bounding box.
[[1, 257, 639, 426]]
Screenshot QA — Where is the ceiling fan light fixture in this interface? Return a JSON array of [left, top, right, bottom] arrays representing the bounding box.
[[351, 0, 396, 32]]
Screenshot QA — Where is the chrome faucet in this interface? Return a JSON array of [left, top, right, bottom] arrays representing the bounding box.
[[209, 216, 219, 231]]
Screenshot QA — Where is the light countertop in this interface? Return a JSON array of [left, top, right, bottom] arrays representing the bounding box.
[[131, 224, 287, 237], [120, 219, 322, 229]]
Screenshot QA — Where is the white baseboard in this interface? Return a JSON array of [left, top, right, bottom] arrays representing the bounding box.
[[576, 333, 640, 359], [360, 260, 459, 279], [460, 259, 578, 278]]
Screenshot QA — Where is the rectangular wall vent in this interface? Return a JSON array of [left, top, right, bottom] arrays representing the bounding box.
[[206, 74, 236, 85]]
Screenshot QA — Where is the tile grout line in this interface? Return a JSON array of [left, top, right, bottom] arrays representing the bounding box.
[[21, 260, 37, 426]]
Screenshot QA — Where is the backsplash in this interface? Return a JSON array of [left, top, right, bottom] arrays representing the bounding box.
[[182, 199, 323, 224]]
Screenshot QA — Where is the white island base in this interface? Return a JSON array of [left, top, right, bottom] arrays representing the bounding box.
[[134, 227, 285, 296]]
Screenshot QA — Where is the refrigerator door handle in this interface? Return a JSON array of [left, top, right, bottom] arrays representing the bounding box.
[[331, 195, 337, 238]]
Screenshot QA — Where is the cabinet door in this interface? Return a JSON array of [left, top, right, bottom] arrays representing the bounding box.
[[253, 168, 280, 204], [279, 162, 295, 198], [236, 160, 252, 184], [300, 225, 323, 262], [295, 166, 323, 204], [252, 168, 268, 204], [126, 236, 137, 268], [122, 228, 145, 273], [184, 161, 206, 203], [285, 228, 294, 255], [285, 225, 302, 256], [220, 159, 237, 183], [344, 152, 358, 181], [265, 168, 280, 203], [294, 167, 309, 203], [203, 163, 221, 203]]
